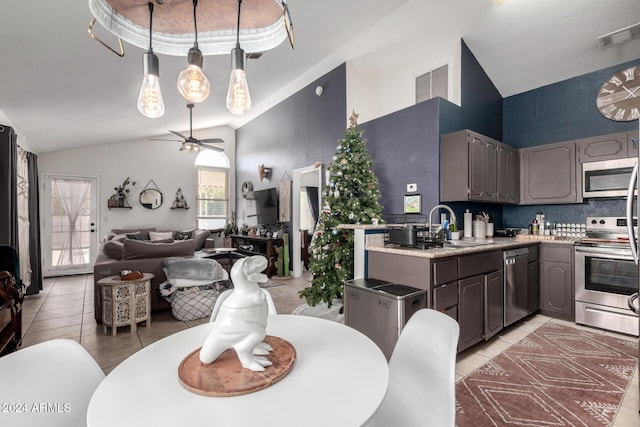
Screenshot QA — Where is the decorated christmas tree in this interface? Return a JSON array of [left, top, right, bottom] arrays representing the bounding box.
[[299, 111, 384, 308]]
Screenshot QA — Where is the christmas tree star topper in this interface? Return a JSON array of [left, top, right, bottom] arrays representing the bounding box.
[[349, 110, 359, 128]]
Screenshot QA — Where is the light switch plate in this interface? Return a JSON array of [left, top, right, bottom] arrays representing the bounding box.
[[407, 183, 417, 192]]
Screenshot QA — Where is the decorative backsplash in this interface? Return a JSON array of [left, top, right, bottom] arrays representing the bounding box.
[[502, 198, 630, 229]]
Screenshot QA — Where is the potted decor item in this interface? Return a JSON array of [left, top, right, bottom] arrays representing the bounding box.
[[449, 221, 460, 240], [111, 177, 135, 207]]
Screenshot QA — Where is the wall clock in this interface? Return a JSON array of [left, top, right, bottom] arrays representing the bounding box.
[[597, 66, 640, 121]]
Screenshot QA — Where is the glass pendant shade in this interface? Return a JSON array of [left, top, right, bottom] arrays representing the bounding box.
[[177, 49, 210, 103], [180, 141, 201, 152], [226, 47, 252, 115], [137, 52, 165, 118]]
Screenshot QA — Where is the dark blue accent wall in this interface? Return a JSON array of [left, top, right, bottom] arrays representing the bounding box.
[[235, 42, 639, 232], [502, 58, 640, 228], [236, 64, 347, 231], [360, 99, 440, 217]]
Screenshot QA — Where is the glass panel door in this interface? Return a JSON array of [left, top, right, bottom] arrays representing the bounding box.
[[43, 175, 98, 276]]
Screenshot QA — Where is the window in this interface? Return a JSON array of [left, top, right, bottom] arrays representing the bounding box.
[[195, 151, 230, 230]]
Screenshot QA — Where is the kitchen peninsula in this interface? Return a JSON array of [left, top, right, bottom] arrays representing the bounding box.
[[360, 228, 576, 352]]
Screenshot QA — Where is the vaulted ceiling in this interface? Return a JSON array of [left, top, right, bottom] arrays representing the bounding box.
[[1, 0, 639, 153]]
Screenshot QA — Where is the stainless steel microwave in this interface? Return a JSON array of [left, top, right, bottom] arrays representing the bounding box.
[[583, 158, 638, 198]]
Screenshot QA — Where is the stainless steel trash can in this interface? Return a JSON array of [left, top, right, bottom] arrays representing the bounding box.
[[344, 278, 427, 360]]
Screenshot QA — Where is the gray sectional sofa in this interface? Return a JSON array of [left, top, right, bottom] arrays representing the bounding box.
[[92, 227, 214, 323]]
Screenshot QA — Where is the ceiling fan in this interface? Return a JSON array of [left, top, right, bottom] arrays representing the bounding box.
[[150, 103, 224, 152]]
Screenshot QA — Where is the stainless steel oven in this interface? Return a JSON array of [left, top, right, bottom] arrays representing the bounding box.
[[575, 217, 639, 336]]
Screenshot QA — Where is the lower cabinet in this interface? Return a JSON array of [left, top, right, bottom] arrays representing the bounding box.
[[484, 270, 504, 340], [539, 244, 574, 320], [527, 245, 540, 315], [458, 275, 484, 352], [458, 269, 504, 352], [527, 261, 539, 314]]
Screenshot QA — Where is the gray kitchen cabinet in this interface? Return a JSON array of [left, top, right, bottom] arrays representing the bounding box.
[[457, 267, 503, 351], [527, 246, 539, 315], [520, 140, 580, 204], [577, 131, 630, 163], [497, 143, 519, 204], [441, 130, 509, 203], [539, 244, 574, 320], [458, 274, 484, 351], [457, 251, 503, 352], [484, 269, 504, 340]]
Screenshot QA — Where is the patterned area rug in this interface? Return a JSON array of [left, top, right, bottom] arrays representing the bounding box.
[[456, 322, 638, 426]]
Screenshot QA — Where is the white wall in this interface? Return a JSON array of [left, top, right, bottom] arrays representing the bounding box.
[[346, 40, 461, 125], [38, 126, 236, 239]]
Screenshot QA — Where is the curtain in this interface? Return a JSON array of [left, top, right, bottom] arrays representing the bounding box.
[[53, 179, 91, 266], [16, 148, 30, 289], [0, 126, 18, 252], [26, 152, 42, 294], [305, 186, 320, 225]]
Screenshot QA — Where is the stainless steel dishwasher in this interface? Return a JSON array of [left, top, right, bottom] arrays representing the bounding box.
[[503, 247, 529, 327]]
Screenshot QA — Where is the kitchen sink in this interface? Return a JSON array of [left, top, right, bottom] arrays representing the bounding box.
[[443, 239, 494, 248]]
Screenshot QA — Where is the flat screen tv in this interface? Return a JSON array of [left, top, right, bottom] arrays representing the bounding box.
[[247, 188, 278, 225]]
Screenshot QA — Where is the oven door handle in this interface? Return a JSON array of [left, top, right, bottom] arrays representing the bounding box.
[[625, 161, 638, 265], [574, 245, 635, 260], [628, 293, 639, 315]]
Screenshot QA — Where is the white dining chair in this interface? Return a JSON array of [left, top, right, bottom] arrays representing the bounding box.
[[0, 339, 105, 427], [210, 287, 278, 322], [365, 308, 460, 427]]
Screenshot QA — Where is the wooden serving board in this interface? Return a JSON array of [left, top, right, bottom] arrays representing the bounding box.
[[178, 335, 296, 397]]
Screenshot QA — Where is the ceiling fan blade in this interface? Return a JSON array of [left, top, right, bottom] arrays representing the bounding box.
[[199, 138, 225, 144], [149, 138, 181, 142], [199, 143, 224, 152], [169, 130, 188, 140]]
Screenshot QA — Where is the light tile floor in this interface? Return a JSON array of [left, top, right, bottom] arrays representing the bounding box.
[[18, 273, 640, 426]]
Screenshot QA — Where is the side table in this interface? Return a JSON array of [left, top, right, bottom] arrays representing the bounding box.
[[97, 273, 153, 336]]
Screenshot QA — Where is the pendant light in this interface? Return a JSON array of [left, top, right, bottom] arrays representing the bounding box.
[[226, 0, 252, 115], [137, 2, 165, 118], [177, 0, 210, 103]]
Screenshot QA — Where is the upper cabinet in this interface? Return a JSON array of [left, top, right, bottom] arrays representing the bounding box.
[[520, 140, 580, 205], [577, 131, 632, 163], [441, 130, 517, 204], [497, 143, 519, 204]]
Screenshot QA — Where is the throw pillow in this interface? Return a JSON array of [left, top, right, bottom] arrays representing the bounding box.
[[149, 231, 174, 242], [152, 238, 174, 244], [111, 228, 156, 240], [126, 232, 144, 241], [102, 240, 124, 260], [173, 229, 195, 241]]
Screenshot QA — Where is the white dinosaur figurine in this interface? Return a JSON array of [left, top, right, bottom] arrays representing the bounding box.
[[199, 255, 274, 371]]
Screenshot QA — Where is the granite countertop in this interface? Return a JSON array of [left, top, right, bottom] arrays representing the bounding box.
[[365, 236, 577, 259]]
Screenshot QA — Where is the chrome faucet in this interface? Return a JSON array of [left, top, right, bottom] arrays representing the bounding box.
[[428, 204, 457, 241]]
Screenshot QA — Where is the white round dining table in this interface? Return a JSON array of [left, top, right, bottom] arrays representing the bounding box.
[[87, 314, 389, 427]]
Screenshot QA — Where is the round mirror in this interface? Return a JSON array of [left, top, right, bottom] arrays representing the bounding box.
[[140, 189, 163, 209]]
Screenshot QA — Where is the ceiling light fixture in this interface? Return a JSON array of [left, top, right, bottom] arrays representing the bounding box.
[[226, 0, 252, 115], [137, 2, 165, 118], [177, 0, 210, 103]]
